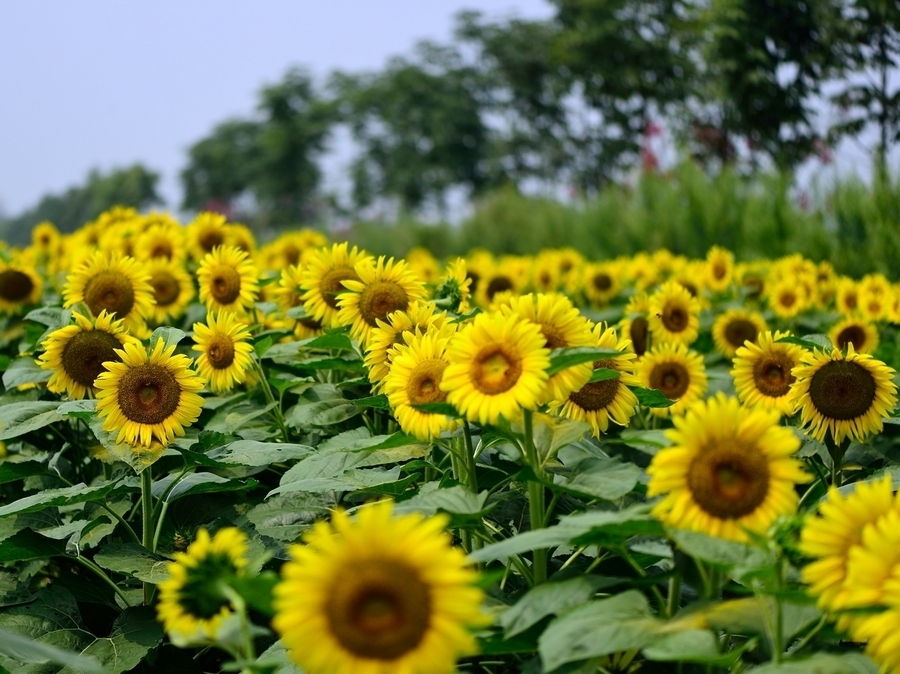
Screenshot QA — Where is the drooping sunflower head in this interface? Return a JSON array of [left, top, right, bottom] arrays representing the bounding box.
[[338, 256, 427, 347], [647, 393, 807, 542], [788, 345, 898, 445], [829, 317, 879, 355], [648, 280, 701, 346], [196, 245, 259, 315], [301, 243, 372, 329], [146, 258, 195, 324], [95, 338, 206, 448], [637, 342, 707, 417], [157, 527, 250, 646], [364, 300, 448, 388], [384, 326, 458, 441], [441, 310, 550, 426], [0, 257, 43, 314], [38, 311, 141, 399], [186, 212, 229, 261], [799, 475, 897, 612], [712, 309, 768, 357], [63, 251, 153, 336], [705, 246, 734, 293], [731, 330, 804, 416], [620, 293, 651, 357], [550, 323, 640, 438], [735, 261, 768, 301], [432, 257, 472, 315], [273, 500, 486, 674], [501, 292, 596, 403], [192, 311, 254, 394]]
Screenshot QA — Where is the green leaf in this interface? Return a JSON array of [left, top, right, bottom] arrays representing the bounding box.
[[207, 400, 278, 435], [746, 653, 877, 673], [57, 399, 97, 421], [643, 629, 739, 666], [630, 386, 676, 408], [255, 640, 304, 674], [0, 461, 46, 485], [0, 628, 101, 673], [302, 333, 356, 351], [394, 483, 490, 522], [539, 590, 658, 670], [207, 440, 314, 467], [149, 326, 185, 350], [94, 544, 170, 584], [553, 457, 642, 501], [349, 395, 391, 410], [588, 367, 620, 383], [0, 401, 64, 440], [244, 492, 334, 543], [254, 335, 275, 357], [25, 307, 72, 329], [153, 472, 257, 504], [670, 530, 774, 569], [615, 429, 672, 455], [500, 575, 620, 638], [231, 571, 279, 617], [270, 467, 403, 497], [0, 571, 32, 608], [2, 358, 51, 390], [0, 481, 129, 518], [775, 334, 833, 352], [547, 347, 621, 376], [57, 607, 163, 674], [0, 529, 65, 562]]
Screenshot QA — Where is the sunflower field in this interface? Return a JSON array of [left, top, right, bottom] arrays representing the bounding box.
[[0, 208, 898, 674]]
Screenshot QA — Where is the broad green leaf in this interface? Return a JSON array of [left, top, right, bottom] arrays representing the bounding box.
[[748, 653, 877, 673], [256, 640, 304, 674], [615, 429, 673, 455], [57, 607, 163, 674], [149, 326, 185, 350], [0, 481, 129, 518], [0, 402, 64, 440], [207, 440, 313, 467], [588, 367, 620, 383], [527, 414, 590, 464], [701, 597, 821, 643], [775, 334, 833, 352], [630, 386, 676, 408], [231, 572, 279, 617], [271, 467, 403, 497], [554, 457, 642, 501], [25, 307, 72, 328], [206, 400, 278, 435], [94, 544, 170, 584], [547, 347, 621, 376], [302, 333, 355, 351], [254, 335, 275, 357], [244, 492, 335, 543], [0, 628, 101, 673], [394, 483, 490, 520], [0, 586, 85, 636], [349, 395, 391, 410], [0, 571, 31, 608], [500, 575, 620, 638], [57, 399, 97, 421], [0, 530, 66, 562], [0, 461, 46, 485], [643, 629, 738, 666], [670, 530, 774, 569], [153, 472, 257, 504], [2, 358, 51, 389]]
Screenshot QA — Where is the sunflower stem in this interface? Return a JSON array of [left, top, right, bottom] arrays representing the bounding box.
[[253, 357, 289, 442], [523, 410, 548, 585], [619, 546, 667, 614], [100, 500, 141, 546], [141, 468, 154, 605], [825, 435, 849, 487], [71, 554, 133, 608], [461, 421, 478, 493]]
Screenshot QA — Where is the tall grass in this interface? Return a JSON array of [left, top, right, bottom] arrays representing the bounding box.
[[344, 160, 900, 279]]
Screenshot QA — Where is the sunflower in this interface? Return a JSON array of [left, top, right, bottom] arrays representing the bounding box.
[[0, 257, 43, 314], [767, 277, 808, 320], [628, 252, 659, 291], [301, 243, 372, 329], [272, 500, 485, 674], [407, 247, 441, 285], [840, 506, 900, 611], [850, 610, 900, 674], [186, 212, 229, 261], [196, 245, 259, 315], [501, 292, 595, 403], [275, 263, 305, 315], [647, 393, 807, 542], [858, 273, 893, 322], [192, 312, 254, 394], [145, 258, 195, 324], [637, 342, 707, 417], [731, 330, 804, 416], [270, 229, 329, 268], [549, 324, 639, 437], [648, 281, 701, 346], [799, 475, 897, 612], [432, 258, 472, 314], [364, 300, 448, 388], [711, 309, 767, 357], [63, 251, 153, 336], [464, 249, 494, 299], [384, 327, 458, 441], [32, 221, 61, 252], [338, 256, 427, 347], [225, 223, 257, 255], [475, 257, 525, 307], [530, 251, 561, 294], [620, 293, 651, 357], [441, 311, 550, 426], [788, 345, 897, 445], [835, 278, 860, 316], [157, 527, 250, 646], [95, 338, 205, 448], [38, 311, 141, 399], [582, 261, 621, 306], [829, 317, 879, 354], [704, 246, 734, 294], [135, 220, 186, 263]]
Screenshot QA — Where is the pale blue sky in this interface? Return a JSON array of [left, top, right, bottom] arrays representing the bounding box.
[[0, 1, 554, 215]]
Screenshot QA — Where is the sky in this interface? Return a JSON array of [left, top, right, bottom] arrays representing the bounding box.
[[0, 0, 555, 216]]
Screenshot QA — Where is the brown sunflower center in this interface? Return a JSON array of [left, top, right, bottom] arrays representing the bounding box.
[[688, 444, 770, 518], [752, 352, 796, 398], [0, 269, 35, 302], [406, 359, 448, 406], [206, 334, 236, 370], [568, 361, 620, 411], [680, 281, 698, 297], [540, 324, 568, 350], [466, 271, 481, 294], [359, 281, 409, 327], [486, 275, 513, 300], [84, 270, 136, 318], [209, 266, 242, 305], [649, 361, 690, 400], [662, 304, 689, 332], [724, 319, 759, 350], [199, 229, 225, 253], [299, 317, 322, 331], [471, 344, 523, 395], [844, 293, 858, 310], [713, 262, 727, 280], [150, 241, 174, 260], [283, 245, 301, 266], [151, 270, 180, 307], [592, 273, 612, 291], [326, 560, 431, 660], [319, 267, 359, 309], [808, 360, 877, 421], [116, 363, 182, 425], [779, 291, 797, 308], [836, 325, 868, 352], [630, 317, 649, 356], [61, 330, 122, 387]]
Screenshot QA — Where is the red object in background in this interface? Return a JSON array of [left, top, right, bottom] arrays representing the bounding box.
[[203, 199, 233, 218]]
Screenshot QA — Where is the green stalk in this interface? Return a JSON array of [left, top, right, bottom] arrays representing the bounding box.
[[825, 435, 849, 487], [462, 421, 478, 493], [100, 500, 141, 546], [71, 555, 133, 608], [253, 358, 289, 442], [141, 469, 154, 605], [523, 410, 547, 584]]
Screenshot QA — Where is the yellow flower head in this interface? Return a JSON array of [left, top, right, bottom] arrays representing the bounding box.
[[145, 258, 196, 324], [272, 500, 486, 674], [705, 246, 734, 293], [301, 243, 372, 329], [582, 261, 621, 306], [192, 312, 254, 394], [712, 309, 767, 357], [432, 258, 472, 315], [767, 276, 808, 319], [648, 280, 701, 346], [196, 245, 259, 315], [0, 257, 44, 314], [441, 310, 550, 426], [620, 292, 651, 357], [829, 317, 879, 355], [648, 393, 807, 542], [186, 212, 229, 261], [135, 218, 187, 263], [637, 342, 707, 417], [731, 330, 804, 416]]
